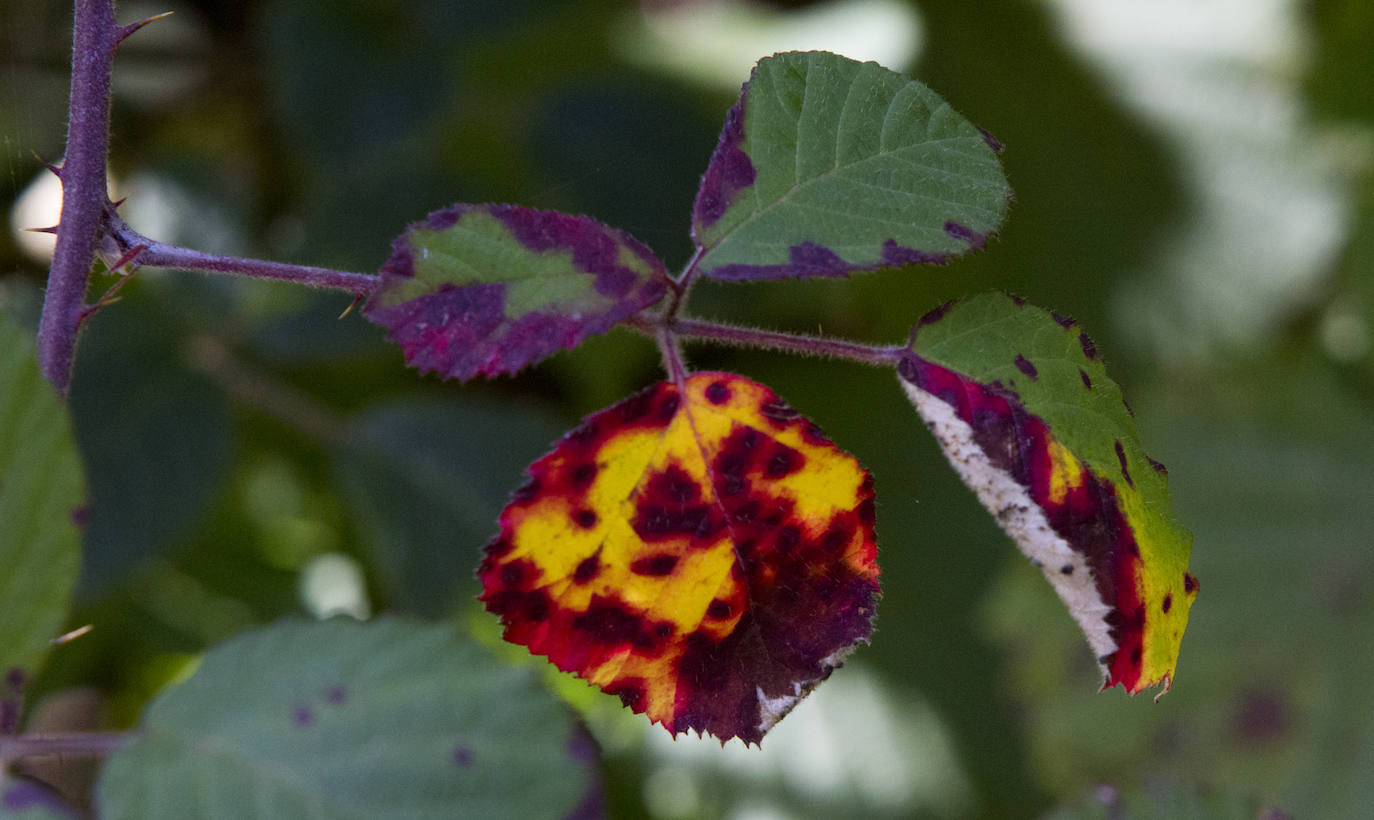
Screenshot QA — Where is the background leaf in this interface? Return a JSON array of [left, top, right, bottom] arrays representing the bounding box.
[[331, 397, 567, 617], [364, 204, 671, 381], [692, 51, 1010, 280], [899, 293, 1195, 695], [67, 300, 234, 596], [96, 618, 595, 820], [0, 312, 81, 697]]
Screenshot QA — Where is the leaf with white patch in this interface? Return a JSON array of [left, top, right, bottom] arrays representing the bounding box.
[[896, 293, 1196, 695]]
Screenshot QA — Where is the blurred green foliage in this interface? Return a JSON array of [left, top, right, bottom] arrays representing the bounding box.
[[2, 0, 1372, 817]]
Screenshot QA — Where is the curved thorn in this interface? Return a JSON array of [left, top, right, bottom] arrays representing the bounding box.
[[338, 293, 365, 319], [115, 11, 174, 45]]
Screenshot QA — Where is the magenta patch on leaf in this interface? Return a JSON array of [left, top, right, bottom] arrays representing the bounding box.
[[943, 221, 987, 252], [708, 237, 958, 279], [882, 239, 952, 268], [693, 101, 756, 231], [486, 205, 658, 299], [366, 204, 671, 381], [978, 127, 1004, 154]]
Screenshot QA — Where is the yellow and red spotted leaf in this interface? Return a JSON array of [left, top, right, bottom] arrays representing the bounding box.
[[898, 293, 1197, 696], [479, 373, 880, 744]]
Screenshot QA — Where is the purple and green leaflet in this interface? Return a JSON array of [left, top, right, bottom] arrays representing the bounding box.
[[895, 293, 1196, 696], [692, 51, 1011, 280], [365, 204, 672, 381]]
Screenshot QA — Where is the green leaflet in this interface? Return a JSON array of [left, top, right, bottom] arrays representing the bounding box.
[[692, 51, 1010, 280], [0, 314, 82, 699], [97, 618, 594, 820]]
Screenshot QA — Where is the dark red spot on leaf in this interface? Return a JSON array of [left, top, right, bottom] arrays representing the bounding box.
[[631, 554, 679, 576], [1080, 368, 1092, 389], [706, 381, 730, 404], [1184, 573, 1199, 595], [453, 746, 475, 767], [1052, 312, 1076, 328], [607, 679, 647, 711], [1148, 457, 1169, 476], [760, 400, 800, 425], [707, 600, 732, 619], [574, 509, 598, 529], [766, 447, 803, 477], [1115, 440, 1134, 487], [572, 598, 672, 654], [1079, 332, 1098, 360], [1162, 593, 1173, 614], [325, 685, 347, 705], [292, 705, 314, 728], [574, 553, 601, 584], [1014, 354, 1038, 380]]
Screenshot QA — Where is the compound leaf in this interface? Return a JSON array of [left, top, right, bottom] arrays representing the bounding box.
[[479, 373, 880, 744], [897, 293, 1196, 695], [0, 314, 82, 696], [96, 618, 594, 820], [365, 204, 671, 381], [692, 51, 1010, 280]]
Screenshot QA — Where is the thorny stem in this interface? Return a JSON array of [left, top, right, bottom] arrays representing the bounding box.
[[630, 314, 905, 369], [38, 0, 119, 395], [106, 214, 379, 297], [36, 1, 377, 395], [0, 731, 137, 760], [652, 245, 905, 377]]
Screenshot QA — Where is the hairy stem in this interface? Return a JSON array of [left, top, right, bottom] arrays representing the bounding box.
[[654, 325, 690, 388], [665, 246, 706, 321], [37, 0, 118, 395], [107, 216, 379, 296], [0, 731, 137, 760], [631, 315, 904, 368]]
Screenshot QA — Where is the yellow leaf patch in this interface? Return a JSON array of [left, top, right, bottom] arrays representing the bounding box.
[[478, 373, 880, 744]]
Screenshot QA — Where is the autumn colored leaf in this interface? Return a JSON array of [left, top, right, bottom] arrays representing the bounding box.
[[364, 204, 672, 381], [896, 293, 1196, 696], [478, 373, 880, 744], [691, 51, 1011, 280]]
